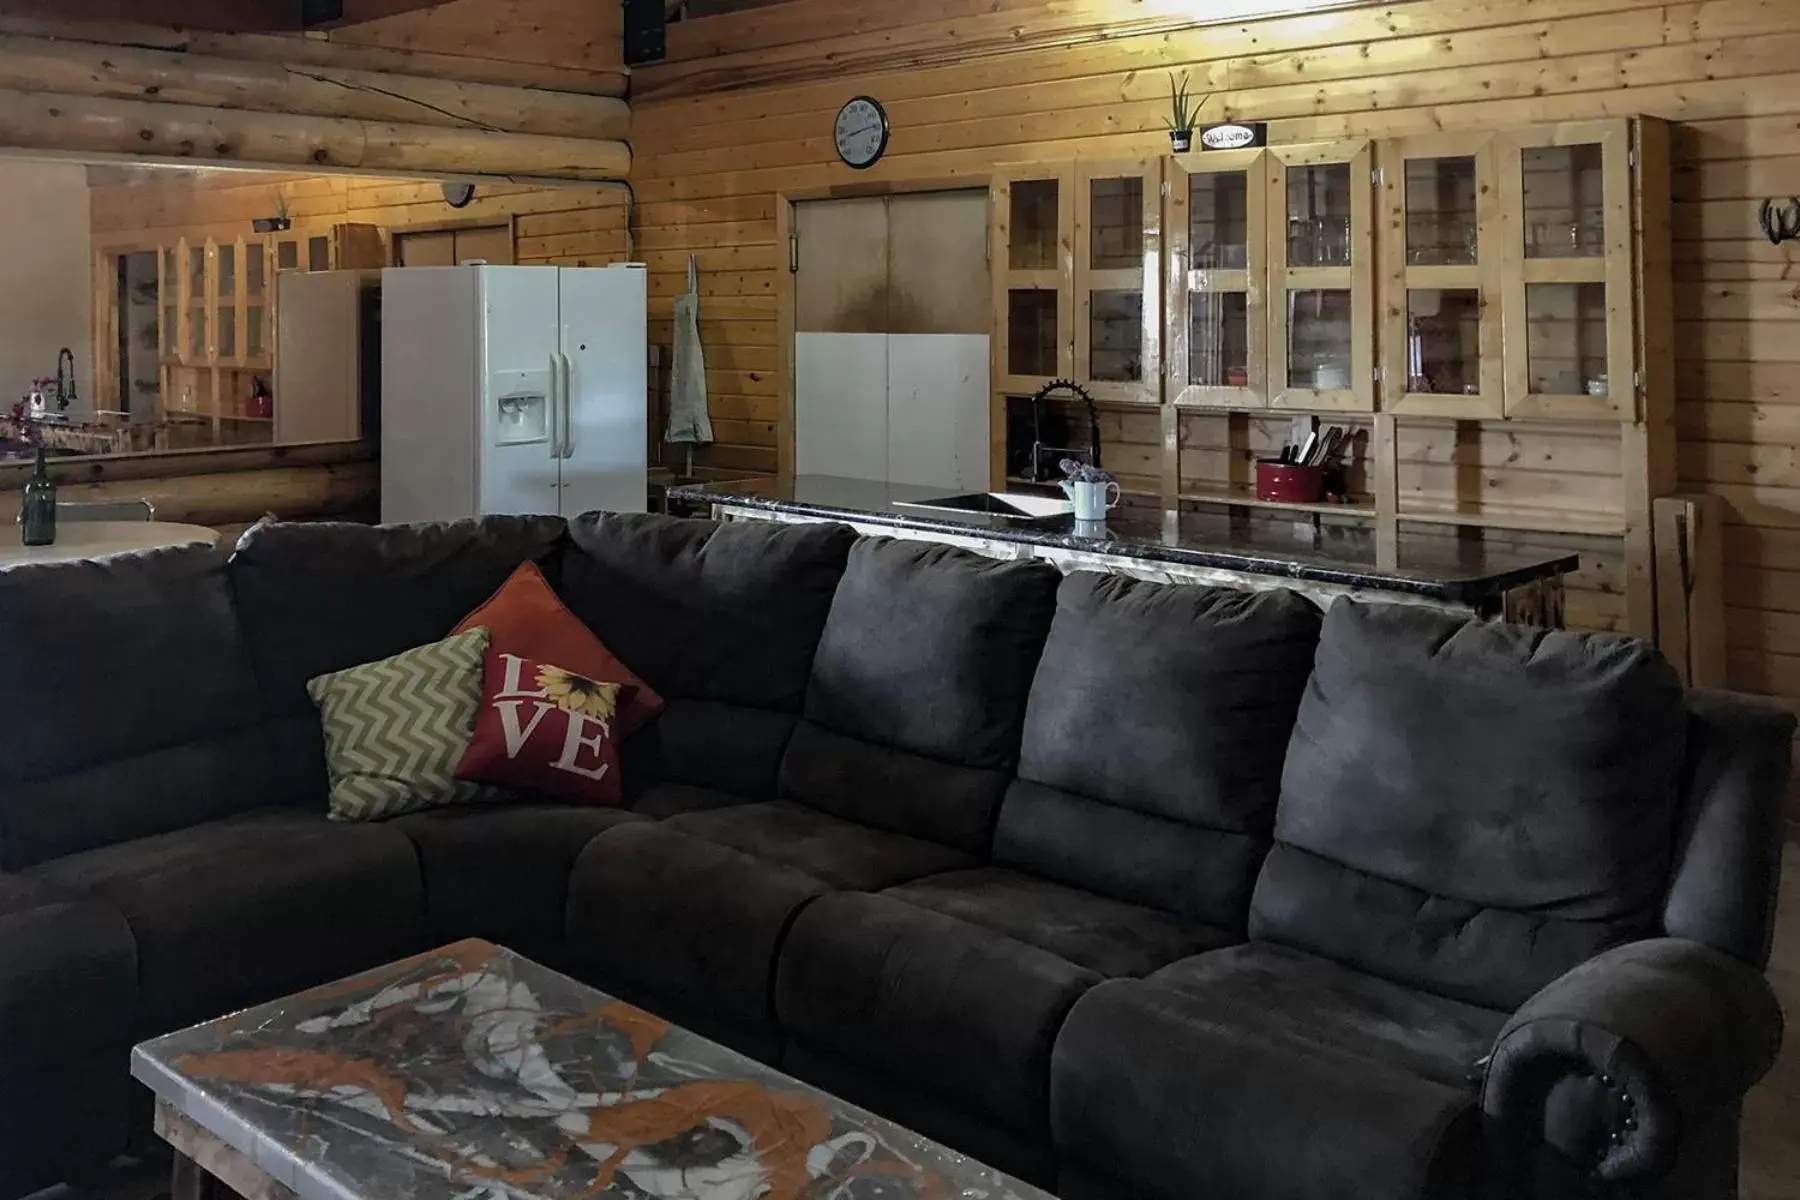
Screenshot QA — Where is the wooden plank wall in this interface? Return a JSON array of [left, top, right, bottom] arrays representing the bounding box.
[[88, 169, 629, 267], [621, 0, 1800, 717]]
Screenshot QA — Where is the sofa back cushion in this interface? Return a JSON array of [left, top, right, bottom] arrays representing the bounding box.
[[558, 514, 857, 799], [0, 546, 276, 868], [996, 574, 1321, 927], [229, 517, 567, 803], [779, 537, 1060, 853], [1251, 600, 1689, 1010]]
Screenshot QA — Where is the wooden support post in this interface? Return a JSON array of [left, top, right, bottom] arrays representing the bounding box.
[[1653, 495, 1727, 690]]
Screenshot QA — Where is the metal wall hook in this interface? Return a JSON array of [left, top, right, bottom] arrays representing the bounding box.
[[1759, 198, 1800, 245]]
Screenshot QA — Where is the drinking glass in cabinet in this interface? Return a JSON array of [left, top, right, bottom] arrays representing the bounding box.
[[1189, 292, 1250, 387], [1286, 163, 1352, 267], [1089, 177, 1145, 271], [1525, 282, 1607, 394], [1008, 289, 1058, 377], [1010, 179, 1060, 271], [1090, 291, 1144, 382], [1405, 290, 1481, 394], [1522, 144, 1604, 259], [1405, 156, 1478, 266], [1288, 290, 1353, 389], [1190, 172, 1249, 270]]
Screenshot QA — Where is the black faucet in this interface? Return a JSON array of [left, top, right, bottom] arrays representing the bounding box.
[[1026, 379, 1101, 482], [54, 348, 76, 413]]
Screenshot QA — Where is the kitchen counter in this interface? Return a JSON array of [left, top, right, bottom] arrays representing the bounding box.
[[671, 475, 1580, 618]]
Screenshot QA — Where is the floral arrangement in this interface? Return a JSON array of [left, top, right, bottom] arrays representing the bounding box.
[[1060, 458, 1116, 485]]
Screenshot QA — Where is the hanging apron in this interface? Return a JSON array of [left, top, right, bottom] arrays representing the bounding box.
[[666, 255, 715, 452]]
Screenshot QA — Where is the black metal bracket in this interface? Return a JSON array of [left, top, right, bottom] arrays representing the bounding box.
[[623, 0, 667, 66], [1027, 379, 1102, 482], [1760, 198, 1800, 245]]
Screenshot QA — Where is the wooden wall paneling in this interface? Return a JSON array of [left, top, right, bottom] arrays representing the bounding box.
[[1074, 158, 1161, 407], [0, 33, 628, 141], [1377, 133, 1504, 419], [1266, 140, 1374, 414], [1167, 149, 1267, 411]]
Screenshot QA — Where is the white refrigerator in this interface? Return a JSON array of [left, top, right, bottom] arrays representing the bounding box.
[[380, 264, 647, 524]]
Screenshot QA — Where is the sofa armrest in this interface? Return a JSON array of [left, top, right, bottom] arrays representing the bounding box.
[[1479, 937, 1782, 1184]]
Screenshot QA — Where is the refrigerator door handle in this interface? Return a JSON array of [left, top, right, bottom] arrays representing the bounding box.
[[558, 352, 575, 459], [547, 352, 564, 460]]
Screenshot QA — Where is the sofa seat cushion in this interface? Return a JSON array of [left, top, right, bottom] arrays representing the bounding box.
[[387, 802, 645, 961], [666, 801, 974, 891], [0, 874, 136, 1069], [567, 822, 828, 1033], [885, 867, 1236, 978], [27, 809, 424, 1035], [1052, 943, 1504, 1200], [629, 782, 757, 819], [777, 874, 1231, 1138]]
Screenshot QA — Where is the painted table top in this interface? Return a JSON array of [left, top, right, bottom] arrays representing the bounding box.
[[133, 939, 1051, 1200], [0, 520, 218, 566]]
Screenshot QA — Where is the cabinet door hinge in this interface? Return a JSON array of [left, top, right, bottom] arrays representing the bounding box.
[[788, 234, 799, 274], [1634, 369, 1645, 389], [1628, 149, 1637, 168], [1372, 366, 1384, 383], [1160, 180, 1173, 198], [1371, 167, 1384, 188]]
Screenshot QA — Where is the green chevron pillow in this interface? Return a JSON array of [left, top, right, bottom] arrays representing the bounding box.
[[306, 626, 493, 822]]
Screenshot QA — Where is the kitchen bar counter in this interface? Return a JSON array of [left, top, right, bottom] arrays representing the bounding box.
[[671, 475, 1579, 621]]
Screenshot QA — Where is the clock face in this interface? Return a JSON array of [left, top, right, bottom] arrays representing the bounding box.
[[834, 97, 889, 170]]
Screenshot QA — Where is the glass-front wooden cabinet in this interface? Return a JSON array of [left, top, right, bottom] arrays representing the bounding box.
[[1498, 119, 1633, 420], [992, 166, 1074, 395], [162, 236, 276, 370], [1075, 159, 1161, 405], [1267, 141, 1375, 411], [1168, 150, 1267, 408], [1378, 133, 1503, 417]]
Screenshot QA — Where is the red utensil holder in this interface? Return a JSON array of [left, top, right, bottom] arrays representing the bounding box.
[[1255, 461, 1326, 504]]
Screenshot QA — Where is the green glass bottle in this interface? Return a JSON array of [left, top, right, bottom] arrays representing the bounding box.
[[20, 440, 55, 547]]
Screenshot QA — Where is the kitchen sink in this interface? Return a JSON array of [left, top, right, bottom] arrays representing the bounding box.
[[892, 491, 1072, 519]]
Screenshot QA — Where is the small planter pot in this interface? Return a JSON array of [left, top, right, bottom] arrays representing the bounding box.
[[1170, 129, 1194, 154]]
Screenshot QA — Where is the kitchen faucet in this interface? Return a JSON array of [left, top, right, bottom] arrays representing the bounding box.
[[53, 348, 76, 413], [1025, 379, 1101, 482]]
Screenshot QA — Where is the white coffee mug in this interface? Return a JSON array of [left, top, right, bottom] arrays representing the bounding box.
[[1062, 478, 1121, 521]]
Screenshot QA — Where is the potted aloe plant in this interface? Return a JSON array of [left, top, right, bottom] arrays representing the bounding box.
[[1167, 72, 1197, 153]]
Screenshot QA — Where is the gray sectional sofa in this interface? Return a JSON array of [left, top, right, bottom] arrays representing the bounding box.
[[0, 512, 1788, 1200]]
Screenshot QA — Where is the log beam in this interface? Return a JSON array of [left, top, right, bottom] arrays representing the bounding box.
[[0, 0, 457, 32], [0, 33, 628, 140], [0, 87, 631, 180]]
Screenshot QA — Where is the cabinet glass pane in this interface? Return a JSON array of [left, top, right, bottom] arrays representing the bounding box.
[[218, 307, 236, 359], [1523, 144, 1605, 259], [1405, 289, 1481, 394], [1526, 282, 1608, 395], [1285, 163, 1353, 267], [1288, 289, 1353, 389], [1089, 177, 1144, 271], [308, 236, 330, 272], [218, 244, 236, 298], [246, 245, 266, 300], [1189, 291, 1249, 387], [188, 246, 206, 296], [1090, 290, 1143, 382], [1405, 156, 1478, 266], [248, 306, 266, 357], [188, 307, 206, 360], [276, 240, 299, 271], [1189, 171, 1248, 269], [1008, 289, 1058, 377], [1009, 179, 1060, 271], [163, 303, 176, 357]]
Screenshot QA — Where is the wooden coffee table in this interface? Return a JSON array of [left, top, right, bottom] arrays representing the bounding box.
[[133, 939, 1052, 1200]]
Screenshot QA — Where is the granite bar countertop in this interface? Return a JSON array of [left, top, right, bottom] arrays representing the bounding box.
[[671, 475, 1580, 605]]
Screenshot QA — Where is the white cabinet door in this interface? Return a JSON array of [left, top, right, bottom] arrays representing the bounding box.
[[886, 333, 990, 491], [558, 265, 648, 517]]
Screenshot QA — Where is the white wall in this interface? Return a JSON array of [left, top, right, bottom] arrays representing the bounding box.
[[0, 162, 91, 419]]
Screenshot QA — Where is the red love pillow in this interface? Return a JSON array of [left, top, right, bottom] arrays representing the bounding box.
[[454, 561, 662, 737], [454, 646, 637, 805]]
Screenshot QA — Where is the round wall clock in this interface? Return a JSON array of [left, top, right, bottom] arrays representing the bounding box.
[[442, 182, 477, 209], [834, 96, 890, 170]]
